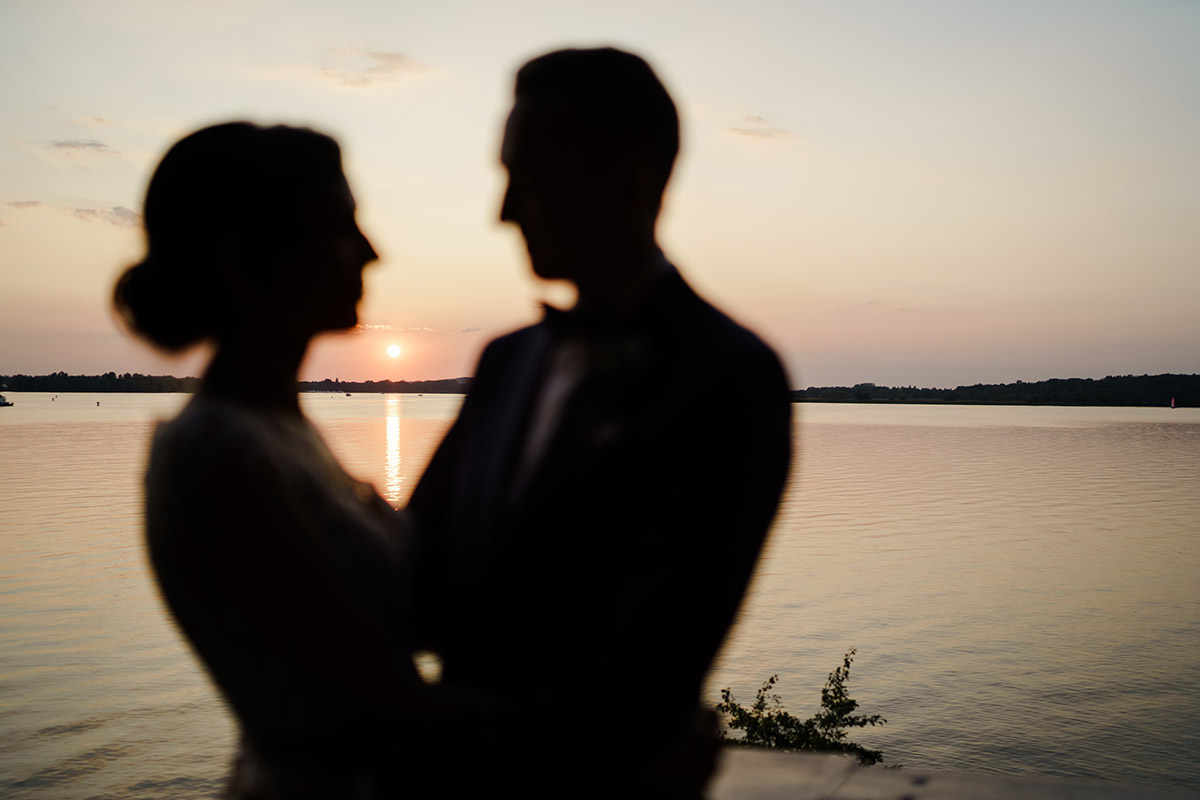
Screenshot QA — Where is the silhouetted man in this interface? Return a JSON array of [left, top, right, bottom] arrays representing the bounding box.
[[409, 47, 792, 796]]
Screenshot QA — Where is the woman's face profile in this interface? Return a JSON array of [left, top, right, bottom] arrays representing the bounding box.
[[284, 170, 378, 335]]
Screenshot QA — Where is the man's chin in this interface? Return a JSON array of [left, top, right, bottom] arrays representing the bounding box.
[[529, 255, 569, 281]]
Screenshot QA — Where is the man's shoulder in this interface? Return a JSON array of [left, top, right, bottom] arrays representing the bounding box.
[[481, 322, 545, 352], [472, 322, 548, 375], [654, 270, 788, 382]]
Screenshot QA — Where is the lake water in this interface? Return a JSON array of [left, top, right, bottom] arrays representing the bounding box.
[[1, 393, 1198, 795]]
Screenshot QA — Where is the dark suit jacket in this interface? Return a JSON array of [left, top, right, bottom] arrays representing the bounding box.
[[408, 267, 792, 781]]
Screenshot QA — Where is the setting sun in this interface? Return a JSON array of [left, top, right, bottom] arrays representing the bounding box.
[[387, 345, 401, 359]]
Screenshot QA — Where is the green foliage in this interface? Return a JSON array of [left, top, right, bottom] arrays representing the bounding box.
[[716, 649, 887, 766]]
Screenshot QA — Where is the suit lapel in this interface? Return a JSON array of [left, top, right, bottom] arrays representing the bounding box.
[[486, 270, 693, 522], [460, 325, 550, 546], [514, 302, 672, 512]]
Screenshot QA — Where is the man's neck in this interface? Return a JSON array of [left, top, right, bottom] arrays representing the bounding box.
[[572, 244, 670, 318]]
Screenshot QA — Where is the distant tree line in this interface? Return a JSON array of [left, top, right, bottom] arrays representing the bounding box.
[[0, 371, 202, 393], [794, 374, 1197, 407], [4, 371, 1194, 405], [0, 372, 472, 394]]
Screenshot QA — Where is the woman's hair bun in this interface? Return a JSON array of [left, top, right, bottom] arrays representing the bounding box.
[[113, 255, 216, 353], [112, 121, 342, 353]]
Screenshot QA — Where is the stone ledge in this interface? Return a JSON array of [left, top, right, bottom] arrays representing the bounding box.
[[710, 749, 1199, 800]]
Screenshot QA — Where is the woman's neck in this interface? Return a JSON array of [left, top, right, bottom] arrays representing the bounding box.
[[201, 329, 308, 417]]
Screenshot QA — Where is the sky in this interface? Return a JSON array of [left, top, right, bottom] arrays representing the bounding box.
[[1, 0, 1197, 389]]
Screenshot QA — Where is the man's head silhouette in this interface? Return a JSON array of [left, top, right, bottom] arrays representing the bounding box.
[[500, 48, 679, 302]]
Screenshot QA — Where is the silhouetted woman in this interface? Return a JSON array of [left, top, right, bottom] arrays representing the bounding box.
[[115, 122, 497, 798]]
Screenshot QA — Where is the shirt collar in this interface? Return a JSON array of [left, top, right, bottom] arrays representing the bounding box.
[[540, 253, 676, 340]]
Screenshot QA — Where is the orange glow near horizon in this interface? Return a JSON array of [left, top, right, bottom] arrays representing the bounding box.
[[1, 2, 1197, 388]]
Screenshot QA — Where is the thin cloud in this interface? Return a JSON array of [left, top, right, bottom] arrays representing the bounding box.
[[73, 206, 140, 229], [106, 206, 139, 228], [6, 200, 138, 228], [727, 115, 794, 140], [319, 49, 428, 87], [460, 327, 481, 333], [727, 127, 793, 140], [67, 117, 111, 129], [353, 323, 435, 333], [52, 139, 119, 155]]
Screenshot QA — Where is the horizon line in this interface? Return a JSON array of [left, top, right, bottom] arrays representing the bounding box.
[[3, 370, 1198, 393]]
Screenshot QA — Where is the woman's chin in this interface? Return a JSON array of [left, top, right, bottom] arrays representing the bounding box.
[[314, 311, 359, 336]]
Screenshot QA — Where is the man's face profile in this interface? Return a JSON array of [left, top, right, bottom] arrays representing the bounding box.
[[500, 99, 574, 282], [501, 98, 630, 285]]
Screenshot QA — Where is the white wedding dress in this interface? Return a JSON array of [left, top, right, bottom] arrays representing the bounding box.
[[144, 395, 419, 798]]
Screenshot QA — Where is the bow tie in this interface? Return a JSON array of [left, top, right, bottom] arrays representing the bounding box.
[[540, 304, 653, 393], [540, 304, 631, 341]]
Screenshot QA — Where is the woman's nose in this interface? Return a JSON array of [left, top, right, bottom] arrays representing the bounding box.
[[359, 230, 379, 264]]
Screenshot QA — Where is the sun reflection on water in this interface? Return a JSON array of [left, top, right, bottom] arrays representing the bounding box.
[[384, 394, 402, 504]]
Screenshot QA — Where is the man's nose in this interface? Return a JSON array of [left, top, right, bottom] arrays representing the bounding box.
[[499, 182, 516, 223]]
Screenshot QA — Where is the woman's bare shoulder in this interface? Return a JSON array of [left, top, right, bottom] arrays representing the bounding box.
[[145, 396, 403, 555], [154, 395, 265, 451], [145, 397, 307, 538], [150, 397, 296, 482]]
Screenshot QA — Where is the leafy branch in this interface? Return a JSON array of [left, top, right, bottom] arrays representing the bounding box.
[[716, 649, 887, 766]]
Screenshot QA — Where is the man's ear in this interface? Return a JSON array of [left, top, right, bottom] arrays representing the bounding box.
[[627, 158, 665, 219]]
